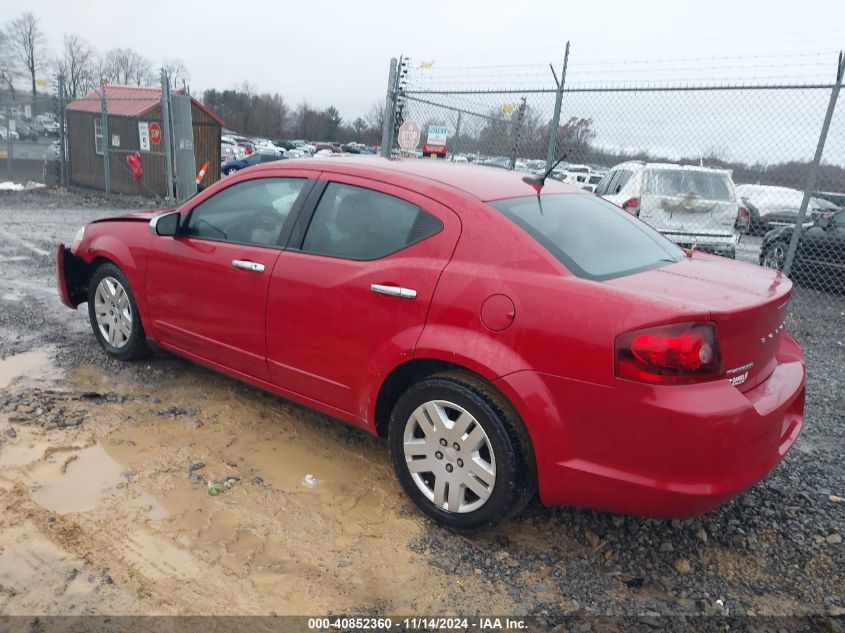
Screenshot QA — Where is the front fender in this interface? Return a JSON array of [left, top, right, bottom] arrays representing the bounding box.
[[78, 232, 153, 341]]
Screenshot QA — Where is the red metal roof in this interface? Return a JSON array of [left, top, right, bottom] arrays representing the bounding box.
[[66, 84, 224, 126]]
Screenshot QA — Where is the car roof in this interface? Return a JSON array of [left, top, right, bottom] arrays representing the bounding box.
[[248, 156, 583, 202], [609, 161, 732, 175]]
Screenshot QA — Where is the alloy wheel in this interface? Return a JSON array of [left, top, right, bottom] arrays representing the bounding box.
[[402, 400, 497, 513], [93, 276, 133, 349], [764, 243, 787, 270]]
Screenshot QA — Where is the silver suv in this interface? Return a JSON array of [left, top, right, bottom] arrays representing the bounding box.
[[596, 162, 742, 258]]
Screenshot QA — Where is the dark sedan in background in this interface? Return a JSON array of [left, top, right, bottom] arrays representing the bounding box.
[[761, 209, 845, 292], [221, 151, 286, 176]]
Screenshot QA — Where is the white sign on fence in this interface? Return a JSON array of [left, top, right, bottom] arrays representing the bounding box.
[[427, 125, 448, 146], [138, 122, 150, 152]]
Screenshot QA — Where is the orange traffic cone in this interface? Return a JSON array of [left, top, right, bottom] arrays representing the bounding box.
[[195, 160, 209, 184]]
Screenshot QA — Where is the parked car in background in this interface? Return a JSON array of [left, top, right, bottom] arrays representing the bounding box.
[[253, 139, 286, 156], [58, 158, 805, 531], [597, 162, 741, 258], [313, 142, 340, 154], [14, 121, 39, 142], [761, 208, 845, 291], [735, 184, 833, 233], [221, 150, 286, 175]]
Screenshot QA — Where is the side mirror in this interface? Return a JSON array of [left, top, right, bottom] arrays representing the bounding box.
[[816, 215, 832, 230], [149, 211, 180, 237]]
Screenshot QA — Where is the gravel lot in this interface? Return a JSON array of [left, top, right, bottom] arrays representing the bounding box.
[[0, 188, 843, 629]]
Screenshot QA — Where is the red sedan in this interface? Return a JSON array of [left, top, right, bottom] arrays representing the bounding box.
[[57, 158, 805, 531]]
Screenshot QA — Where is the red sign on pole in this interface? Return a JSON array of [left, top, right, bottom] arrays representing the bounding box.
[[149, 122, 162, 146]]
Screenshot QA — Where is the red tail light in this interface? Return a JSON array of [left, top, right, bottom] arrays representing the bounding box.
[[621, 197, 640, 216], [738, 206, 750, 227], [616, 322, 722, 385]]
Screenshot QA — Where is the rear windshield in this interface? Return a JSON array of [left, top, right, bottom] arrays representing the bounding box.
[[644, 170, 732, 201], [490, 194, 684, 281]]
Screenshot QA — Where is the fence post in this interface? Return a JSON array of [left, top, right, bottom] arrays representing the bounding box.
[[57, 74, 67, 187], [380, 58, 398, 158], [160, 69, 175, 204], [509, 97, 527, 170], [783, 51, 844, 276], [545, 42, 570, 172], [99, 85, 110, 195], [4, 103, 11, 181]]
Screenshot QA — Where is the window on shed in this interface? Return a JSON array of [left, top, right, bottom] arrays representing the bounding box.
[[94, 118, 104, 155]]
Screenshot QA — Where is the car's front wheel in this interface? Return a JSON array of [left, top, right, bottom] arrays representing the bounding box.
[[87, 263, 149, 360], [388, 372, 535, 532], [762, 240, 788, 271]]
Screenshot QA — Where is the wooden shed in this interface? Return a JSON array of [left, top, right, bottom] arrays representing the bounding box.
[[66, 85, 224, 197]]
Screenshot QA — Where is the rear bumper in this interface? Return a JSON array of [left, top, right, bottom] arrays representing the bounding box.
[[495, 334, 805, 518], [57, 244, 87, 308]]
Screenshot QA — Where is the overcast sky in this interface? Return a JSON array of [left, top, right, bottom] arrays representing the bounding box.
[[2, 0, 844, 121]]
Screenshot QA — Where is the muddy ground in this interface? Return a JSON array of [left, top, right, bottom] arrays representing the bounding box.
[[0, 188, 843, 624]]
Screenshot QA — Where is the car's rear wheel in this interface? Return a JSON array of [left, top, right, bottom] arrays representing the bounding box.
[[87, 263, 149, 360], [763, 240, 788, 271], [388, 372, 535, 532]]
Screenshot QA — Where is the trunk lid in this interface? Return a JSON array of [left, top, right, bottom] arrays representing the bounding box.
[[639, 168, 739, 241], [608, 254, 792, 392]]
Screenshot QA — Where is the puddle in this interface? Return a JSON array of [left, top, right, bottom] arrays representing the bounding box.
[[0, 346, 62, 389], [0, 361, 512, 615], [28, 444, 125, 514]]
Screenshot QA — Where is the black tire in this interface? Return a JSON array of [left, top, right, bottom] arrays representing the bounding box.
[[87, 262, 150, 360], [388, 371, 536, 532]]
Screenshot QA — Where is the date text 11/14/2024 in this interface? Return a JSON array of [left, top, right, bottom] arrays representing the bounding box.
[[307, 617, 528, 630]]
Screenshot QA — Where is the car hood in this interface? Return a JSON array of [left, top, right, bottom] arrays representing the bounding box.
[[90, 209, 174, 224]]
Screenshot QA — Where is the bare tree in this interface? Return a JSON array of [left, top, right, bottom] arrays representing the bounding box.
[[364, 101, 384, 133], [56, 35, 96, 99], [0, 28, 17, 93], [101, 48, 154, 86], [161, 58, 190, 88], [7, 12, 47, 96]]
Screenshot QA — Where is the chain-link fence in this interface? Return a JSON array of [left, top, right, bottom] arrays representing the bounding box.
[[2, 69, 206, 204], [382, 49, 845, 299], [0, 89, 62, 187]]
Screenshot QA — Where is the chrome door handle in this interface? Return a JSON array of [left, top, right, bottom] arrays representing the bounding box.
[[232, 259, 265, 272], [371, 284, 417, 299]]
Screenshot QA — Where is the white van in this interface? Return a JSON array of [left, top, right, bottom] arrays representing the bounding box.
[[596, 162, 742, 258]]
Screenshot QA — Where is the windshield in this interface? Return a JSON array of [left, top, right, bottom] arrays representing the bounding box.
[[489, 194, 685, 281], [644, 170, 732, 201]]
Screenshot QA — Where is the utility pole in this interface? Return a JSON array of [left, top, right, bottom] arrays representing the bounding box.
[[509, 96, 527, 170], [381, 58, 398, 157], [454, 110, 462, 156]]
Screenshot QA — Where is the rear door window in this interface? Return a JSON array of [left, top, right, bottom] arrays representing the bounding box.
[[301, 183, 443, 260], [613, 170, 633, 194], [644, 170, 732, 200], [490, 194, 684, 280], [594, 173, 613, 195]]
